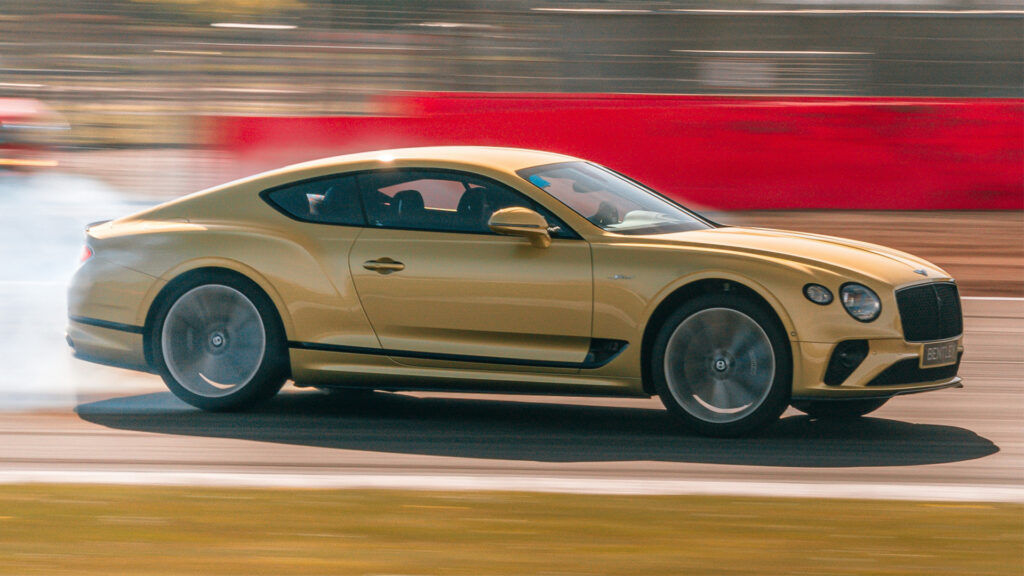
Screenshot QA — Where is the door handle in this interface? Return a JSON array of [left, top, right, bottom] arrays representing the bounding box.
[[363, 258, 405, 274]]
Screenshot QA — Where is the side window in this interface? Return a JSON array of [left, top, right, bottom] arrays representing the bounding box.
[[264, 175, 365, 226], [357, 169, 574, 237]]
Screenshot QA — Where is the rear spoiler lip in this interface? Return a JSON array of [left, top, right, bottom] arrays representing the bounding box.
[[85, 219, 110, 231]]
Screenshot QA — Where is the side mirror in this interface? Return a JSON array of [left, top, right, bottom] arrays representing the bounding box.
[[487, 207, 552, 248]]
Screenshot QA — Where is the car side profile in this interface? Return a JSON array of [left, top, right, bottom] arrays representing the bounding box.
[[67, 147, 964, 436]]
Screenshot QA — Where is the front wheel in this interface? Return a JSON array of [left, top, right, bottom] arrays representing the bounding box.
[[792, 398, 888, 420], [151, 273, 288, 411], [651, 293, 792, 437]]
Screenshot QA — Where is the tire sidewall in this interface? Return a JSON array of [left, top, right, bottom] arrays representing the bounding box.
[[651, 292, 792, 437], [150, 271, 288, 411]]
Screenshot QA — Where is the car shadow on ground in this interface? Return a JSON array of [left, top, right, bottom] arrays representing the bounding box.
[[75, 390, 998, 467]]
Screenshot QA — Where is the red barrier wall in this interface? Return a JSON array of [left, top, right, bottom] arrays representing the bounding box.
[[207, 94, 1024, 210]]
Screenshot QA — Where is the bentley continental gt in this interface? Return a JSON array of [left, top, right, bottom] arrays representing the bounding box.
[[67, 147, 964, 436]]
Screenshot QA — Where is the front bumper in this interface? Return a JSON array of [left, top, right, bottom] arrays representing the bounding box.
[[792, 337, 964, 400]]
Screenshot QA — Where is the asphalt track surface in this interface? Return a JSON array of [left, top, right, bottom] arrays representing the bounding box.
[[1, 171, 1021, 501]]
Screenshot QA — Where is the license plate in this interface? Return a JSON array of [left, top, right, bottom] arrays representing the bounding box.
[[921, 339, 958, 368]]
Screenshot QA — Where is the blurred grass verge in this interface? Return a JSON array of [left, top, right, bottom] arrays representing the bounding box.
[[1, 485, 1020, 575]]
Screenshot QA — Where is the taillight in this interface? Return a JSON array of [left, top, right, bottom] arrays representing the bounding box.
[[79, 245, 93, 263]]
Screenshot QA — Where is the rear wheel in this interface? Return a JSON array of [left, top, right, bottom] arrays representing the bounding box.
[[792, 398, 888, 420], [651, 293, 791, 437], [151, 272, 287, 411]]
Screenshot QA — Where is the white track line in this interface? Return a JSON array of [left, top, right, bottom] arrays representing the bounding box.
[[962, 296, 1024, 302], [0, 470, 1020, 502]]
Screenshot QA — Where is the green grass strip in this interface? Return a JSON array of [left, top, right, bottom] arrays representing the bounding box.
[[0, 485, 1020, 575]]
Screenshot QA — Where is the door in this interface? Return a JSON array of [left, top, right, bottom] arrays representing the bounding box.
[[348, 169, 593, 367]]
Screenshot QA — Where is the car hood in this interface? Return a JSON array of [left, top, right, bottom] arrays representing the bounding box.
[[642, 226, 952, 287]]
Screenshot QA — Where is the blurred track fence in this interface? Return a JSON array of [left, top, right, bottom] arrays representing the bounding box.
[[206, 93, 1024, 210]]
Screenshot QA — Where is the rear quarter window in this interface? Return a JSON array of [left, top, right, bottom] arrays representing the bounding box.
[[263, 175, 365, 226]]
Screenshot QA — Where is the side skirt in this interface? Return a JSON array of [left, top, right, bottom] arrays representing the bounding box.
[[287, 347, 646, 397], [287, 338, 628, 370]]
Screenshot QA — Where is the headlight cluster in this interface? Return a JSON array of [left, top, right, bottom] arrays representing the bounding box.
[[803, 282, 881, 322], [840, 283, 881, 322]]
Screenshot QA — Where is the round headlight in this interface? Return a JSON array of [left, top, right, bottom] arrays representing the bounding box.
[[840, 283, 881, 322], [803, 284, 833, 305]]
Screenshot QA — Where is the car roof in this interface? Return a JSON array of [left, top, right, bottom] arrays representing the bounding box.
[[277, 146, 581, 175], [133, 147, 582, 221]]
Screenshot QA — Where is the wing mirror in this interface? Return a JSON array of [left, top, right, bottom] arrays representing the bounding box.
[[487, 207, 552, 248]]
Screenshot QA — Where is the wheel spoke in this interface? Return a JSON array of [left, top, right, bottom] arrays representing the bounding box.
[[196, 353, 231, 387], [725, 375, 758, 407], [708, 380, 731, 409], [726, 328, 761, 358], [227, 310, 258, 335], [193, 288, 217, 324], [172, 297, 205, 333], [687, 376, 715, 400]]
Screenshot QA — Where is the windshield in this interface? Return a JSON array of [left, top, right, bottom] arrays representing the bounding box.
[[517, 161, 713, 235]]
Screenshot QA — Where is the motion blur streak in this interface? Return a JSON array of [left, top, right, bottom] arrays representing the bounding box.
[[663, 8, 1024, 14], [207, 94, 1024, 210], [0, 0, 1020, 152]]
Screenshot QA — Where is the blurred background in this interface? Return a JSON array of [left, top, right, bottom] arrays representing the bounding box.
[[1, 0, 1021, 182]]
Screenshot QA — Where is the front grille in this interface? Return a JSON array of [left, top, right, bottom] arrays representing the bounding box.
[[867, 353, 962, 386], [895, 282, 963, 342]]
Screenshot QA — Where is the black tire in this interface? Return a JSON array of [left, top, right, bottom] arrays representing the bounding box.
[[150, 270, 288, 411], [650, 292, 792, 437], [792, 398, 888, 420]]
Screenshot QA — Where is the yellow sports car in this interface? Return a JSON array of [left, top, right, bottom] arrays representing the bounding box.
[[67, 147, 963, 436]]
